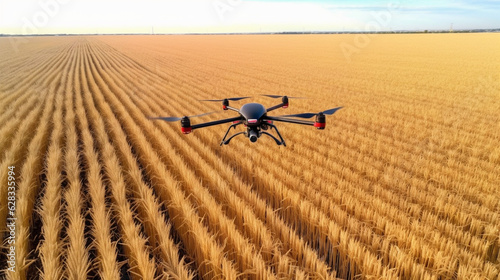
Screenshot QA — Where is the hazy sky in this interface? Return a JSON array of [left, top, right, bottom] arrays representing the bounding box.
[[0, 0, 499, 34]]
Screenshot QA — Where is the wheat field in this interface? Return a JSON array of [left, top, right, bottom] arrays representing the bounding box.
[[0, 34, 499, 279]]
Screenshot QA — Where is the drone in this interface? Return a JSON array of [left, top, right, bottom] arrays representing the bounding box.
[[149, 95, 342, 146]]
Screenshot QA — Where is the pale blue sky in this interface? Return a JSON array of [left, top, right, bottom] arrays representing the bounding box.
[[0, 0, 499, 34]]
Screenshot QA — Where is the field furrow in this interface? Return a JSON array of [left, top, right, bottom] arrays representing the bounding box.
[[79, 41, 157, 279], [73, 39, 122, 280], [80, 41, 194, 279], [36, 42, 77, 279], [0, 40, 74, 163], [61, 41, 90, 280], [7, 65, 63, 279]]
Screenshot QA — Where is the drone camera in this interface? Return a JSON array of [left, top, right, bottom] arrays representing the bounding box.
[[249, 130, 259, 142], [314, 112, 326, 130]]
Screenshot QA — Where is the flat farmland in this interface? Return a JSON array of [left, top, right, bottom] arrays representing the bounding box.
[[0, 34, 499, 279]]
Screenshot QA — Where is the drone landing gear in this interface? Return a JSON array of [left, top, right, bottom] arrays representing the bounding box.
[[221, 132, 246, 145], [265, 123, 286, 146], [220, 122, 243, 146], [261, 132, 285, 146]]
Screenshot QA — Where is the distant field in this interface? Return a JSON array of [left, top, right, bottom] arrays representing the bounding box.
[[0, 34, 499, 279]]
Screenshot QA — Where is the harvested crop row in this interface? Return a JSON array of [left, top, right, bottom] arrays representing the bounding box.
[[36, 42, 78, 279], [79, 41, 157, 279], [83, 39, 194, 279], [7, 64, 65, 279], [73, 39, 122, 280], [0, 43, 75, 221], [61, 41, 90, 280]]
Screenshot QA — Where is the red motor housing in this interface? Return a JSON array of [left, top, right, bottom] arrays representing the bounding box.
[[282, 96, 289, 108], [314, 112, 326, 130], [181, 116, 192, 134]]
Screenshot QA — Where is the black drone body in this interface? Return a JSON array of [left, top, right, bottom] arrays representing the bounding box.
[[149, 95, 342, 146]]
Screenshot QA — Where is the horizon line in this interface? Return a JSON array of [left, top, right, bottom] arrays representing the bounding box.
[[2, 28, 500, 37]]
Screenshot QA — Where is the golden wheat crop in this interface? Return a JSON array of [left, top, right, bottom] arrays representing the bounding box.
[[0, 33, 499, 279]]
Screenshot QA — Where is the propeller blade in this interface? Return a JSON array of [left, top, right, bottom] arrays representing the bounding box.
[[278, 107, 343, 119], [148, 111, 218, 122], [261, 94, 307, 99], [262, 94, 283, 99], [148, 117, 181, 122], [189, 111, 219, 118], [200, 97, 250, 102], [148, 116, 183, 122], [322, 107, 343, 115]]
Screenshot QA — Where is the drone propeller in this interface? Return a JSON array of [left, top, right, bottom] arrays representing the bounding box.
[[261, 94, 307, 99], [200, 97, 250, 102], [148, 111, 217, 122], [279, 107, 343, 118]]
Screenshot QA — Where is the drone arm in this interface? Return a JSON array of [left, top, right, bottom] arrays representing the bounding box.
[[265, 116, 315, 126], [191, 116, 243, 130], [266, 96, 290, 112], [225, 106, 240, 113], [266, 102, 288, 113]]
